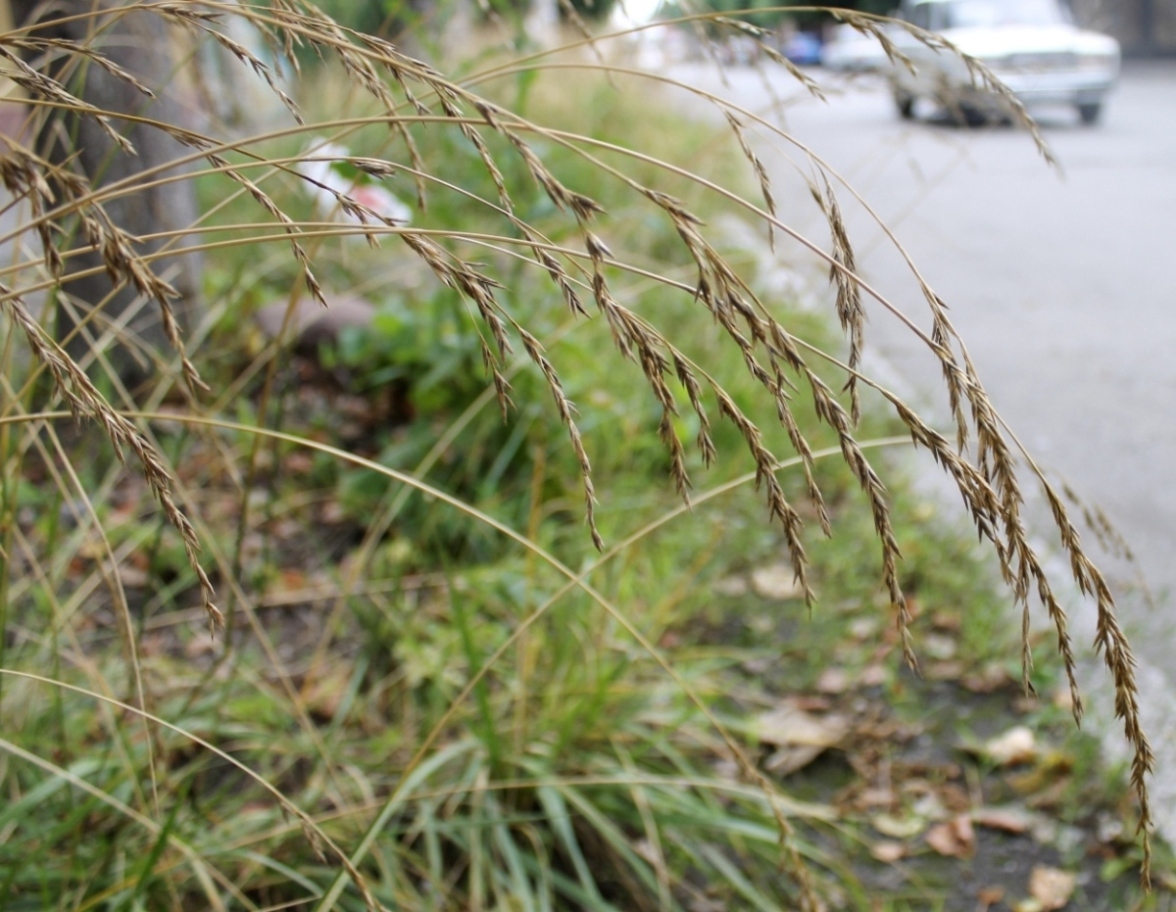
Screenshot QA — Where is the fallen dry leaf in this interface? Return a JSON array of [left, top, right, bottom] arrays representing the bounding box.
[[760, 700, 848, 775], [926, 660, 966, 681], [859, 664, 888, 686], [961, 660, 1012, 693], [762, 743, 822, 776], [925, 814, 975, 858], [870, 840, 906, 863], [872, 813, 927, 840], [755, 701, 848, 750], [976, 886, 1005, 910], [1028, 865, 1077, 911], [849, 616, 880, 640], [854, 786, 898, 811], [750, 563, 805, 601], [972, 805, 1035, 834], [983, 725, 1037, 766], [922, 632, 957, 660], [815, 667, 852, 695]]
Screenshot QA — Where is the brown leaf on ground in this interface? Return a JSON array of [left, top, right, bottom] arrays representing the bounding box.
[[926, 660, 966, 681], [982, 725, 1037, 766], [755, 698, 849, 776], [755, 700, 848, 749], [925, 814, 975, 858], [859, 663, 888, 686], [972, 805, 1034, 834], [923, 632, 957, 660], [815, 667, 852, 694], [961, 660, 1012, 693], [935, 782, 972, 815], [853, 786, 899, 812], [977, 886, 1005, 910], [848, 616, 880, 641], [870, 840, 906, 862], [750, 562, 805, 600], [1028, 865, 1077, 910]]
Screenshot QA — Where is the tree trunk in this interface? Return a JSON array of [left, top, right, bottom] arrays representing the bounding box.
[[10, 0, 203, 388]]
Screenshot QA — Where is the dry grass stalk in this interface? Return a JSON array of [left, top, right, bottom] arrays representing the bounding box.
[[0, 284, 221, 632]]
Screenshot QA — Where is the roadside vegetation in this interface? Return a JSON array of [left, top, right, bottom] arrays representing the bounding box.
[[0, 3, 1166, 910]]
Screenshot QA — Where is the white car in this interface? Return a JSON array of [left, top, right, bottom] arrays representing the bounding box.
[[820, 23, 892, 73], [888, 0, 1120, 124]]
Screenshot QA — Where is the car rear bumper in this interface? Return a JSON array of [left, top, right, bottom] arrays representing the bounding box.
[[993, 70, 1116, 105]]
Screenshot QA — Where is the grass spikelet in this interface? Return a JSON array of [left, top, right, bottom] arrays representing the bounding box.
[[828, 8, 916, 73], [713, 385, 812, 604], [722, 109, 778, 250], [809, 173, 864, 426], [0, 285, 220, 631]]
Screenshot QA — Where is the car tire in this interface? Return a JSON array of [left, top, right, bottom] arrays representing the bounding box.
[[894, 90, 915, 120], [1077, 102, 1102, 125], [952, 102, 993, 127]]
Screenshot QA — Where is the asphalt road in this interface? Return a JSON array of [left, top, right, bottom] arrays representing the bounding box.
[[668, 58, 1176, 825], [676, 60, 1176, 637]]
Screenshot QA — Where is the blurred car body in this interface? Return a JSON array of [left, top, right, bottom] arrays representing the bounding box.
[[820, 23, 892, 72], [784, 31, 823, 66], [889, 0, 1120, 124]]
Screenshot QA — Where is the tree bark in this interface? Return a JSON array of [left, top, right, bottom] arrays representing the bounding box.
[[10, 0, 203, 388]]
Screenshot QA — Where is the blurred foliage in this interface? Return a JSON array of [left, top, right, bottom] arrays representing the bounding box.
[[663, 0, 894, 30], [303, 0, 422, 36]]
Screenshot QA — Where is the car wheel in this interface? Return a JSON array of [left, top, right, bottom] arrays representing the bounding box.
[[952, 102, 993, 127], [894, 90, 915, 120], [1077, 102, 1102, 125]]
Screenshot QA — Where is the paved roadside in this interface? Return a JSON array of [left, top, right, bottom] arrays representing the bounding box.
[[663, 57, 1176, 835]]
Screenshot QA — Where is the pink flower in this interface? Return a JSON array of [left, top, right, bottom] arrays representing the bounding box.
[[298, 141, 411, 227]]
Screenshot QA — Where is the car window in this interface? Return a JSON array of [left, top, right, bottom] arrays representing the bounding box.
[[945, 0, 1071, 28]]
